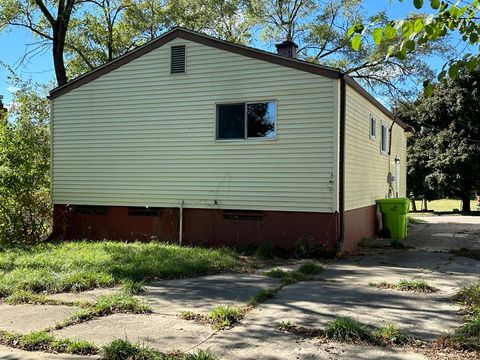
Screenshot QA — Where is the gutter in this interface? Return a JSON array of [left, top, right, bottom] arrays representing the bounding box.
[[334, 77, 346, 254]]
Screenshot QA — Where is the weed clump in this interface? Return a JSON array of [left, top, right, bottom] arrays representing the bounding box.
[[372, 324, 410, 345], [325, 316, 373, 342], [208, 305, 244, 329]]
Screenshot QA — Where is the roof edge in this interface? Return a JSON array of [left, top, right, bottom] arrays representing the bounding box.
[[49, 27, 342, 99], [343, 75, 411, 132]]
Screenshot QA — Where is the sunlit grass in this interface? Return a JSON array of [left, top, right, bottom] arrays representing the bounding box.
[[0, 241, 239, 296]]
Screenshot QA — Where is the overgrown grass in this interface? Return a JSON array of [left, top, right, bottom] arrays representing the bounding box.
[[56, 292, 151, 329], [208, 305, 245, 329], [247, 288, 277, 306], [278, 318, 412, 346], [0, 330, 97, 355], [372, 324, 410, 345], [102, 339, 218, 360], [0, 241, 239, 297], [264, 261, 323, 285], [369, 279, 438, 293], [325, 316, 373, 342], [454, 282, 480, 309]]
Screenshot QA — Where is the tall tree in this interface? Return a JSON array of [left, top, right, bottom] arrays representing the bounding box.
[[396, 68, 480, 212], [247, 0, 450, 99], [0, 0, 83, 85]]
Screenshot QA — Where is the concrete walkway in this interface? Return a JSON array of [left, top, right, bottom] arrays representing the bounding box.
[[2, 215, 480, 359]]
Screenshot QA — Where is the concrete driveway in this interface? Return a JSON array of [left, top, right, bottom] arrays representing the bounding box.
[[1, 215, 479, 359]]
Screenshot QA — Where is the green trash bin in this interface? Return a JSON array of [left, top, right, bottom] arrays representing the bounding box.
[[376, 198, 410, 240]]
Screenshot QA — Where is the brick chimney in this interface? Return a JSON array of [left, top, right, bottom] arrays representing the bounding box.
[[275, 40, 298, 58]]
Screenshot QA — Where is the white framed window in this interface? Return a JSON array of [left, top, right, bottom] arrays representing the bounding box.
[[380, 122, 389, 155], [369, 114, 377, 140], [216, 101, 276, 140]]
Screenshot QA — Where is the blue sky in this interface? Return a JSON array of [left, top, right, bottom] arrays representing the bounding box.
[[0, 0, 433, 104]]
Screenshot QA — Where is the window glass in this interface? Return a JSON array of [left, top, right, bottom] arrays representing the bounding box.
[[370, 115, 376, 139], [381, 123, 388, 153], [217, 104, 245, 139], [247, 102, 276, 138]]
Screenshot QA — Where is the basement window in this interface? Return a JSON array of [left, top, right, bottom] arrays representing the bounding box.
[[170, 45, 186, 74], [370, 114, 377, 140], [380, 122, 389, 155], [216, 101, 276, 140]]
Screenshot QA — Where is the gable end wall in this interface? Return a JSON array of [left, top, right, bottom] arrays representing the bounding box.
[[51, 38, 339, 213]]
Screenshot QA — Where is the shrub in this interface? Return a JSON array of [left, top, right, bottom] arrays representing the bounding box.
[[0, 80, 51, 246]]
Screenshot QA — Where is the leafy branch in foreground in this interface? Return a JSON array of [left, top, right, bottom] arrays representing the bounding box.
[[349, 0, 480, 95]]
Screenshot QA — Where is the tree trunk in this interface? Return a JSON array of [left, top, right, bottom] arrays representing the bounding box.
[[421, 198, 428, 211], [411, 197, 417, 212], [52, 23, 68, 86], [461, 195, 471, 212]]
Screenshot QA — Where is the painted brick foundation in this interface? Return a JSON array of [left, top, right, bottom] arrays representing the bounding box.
[[342, 205, 377, 253], [53, 205, 339, 251]]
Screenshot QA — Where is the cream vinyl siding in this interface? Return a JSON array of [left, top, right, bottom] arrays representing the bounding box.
[[51, 38, 338, 212], [344, 85, 407, 211]]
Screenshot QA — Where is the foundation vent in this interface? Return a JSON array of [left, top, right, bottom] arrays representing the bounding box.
[[223, 210, 263, 221], [74, 205, 109, 215], [128, 207, 161, 217]]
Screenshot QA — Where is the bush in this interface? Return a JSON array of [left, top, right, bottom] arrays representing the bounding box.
[[0, 80, 51, 246]]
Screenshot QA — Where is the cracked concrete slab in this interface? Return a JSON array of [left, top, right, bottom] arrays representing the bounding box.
[[143, 274, 282, 314], [0, 345, 100, 360], [200, 309, 427, 360], [0, 304, 76, 333], [54, 313, 213, 351], [241, 279, 459, 341]]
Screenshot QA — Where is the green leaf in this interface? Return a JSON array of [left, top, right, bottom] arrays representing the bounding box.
[[448, 63, 459, 78], [347, 26, 355, 37], [470, 32, 479, 44], [414, 18, 424, 33], [466, 58, 477, 72], [402, 21, 414, 37], [414, 0, 424, 9], [384, 23, 397, 39], [351, 34, 362, 50], [405, 39, 415, 51], [423, 82, 435, 97], [437, 70, 446, 80], [372, 28, 383, 45], [430, 0, 440, 10]]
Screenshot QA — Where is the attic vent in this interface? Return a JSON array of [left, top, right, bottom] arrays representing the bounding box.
[[170, 45, 186, 74]]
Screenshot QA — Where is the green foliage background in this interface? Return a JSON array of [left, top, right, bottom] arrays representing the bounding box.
[[0, 79, 51, 246]]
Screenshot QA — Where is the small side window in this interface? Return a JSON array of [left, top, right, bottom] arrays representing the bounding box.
[[370, 115, 376, 140], [380, 123, 389, 155]]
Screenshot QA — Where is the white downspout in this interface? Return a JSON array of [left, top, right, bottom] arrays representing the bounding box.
[[179, 200, 184, 246], [395, 156, 400, 198]]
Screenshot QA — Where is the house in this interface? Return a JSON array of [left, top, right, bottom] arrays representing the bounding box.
[[50, 27, 410, 254]]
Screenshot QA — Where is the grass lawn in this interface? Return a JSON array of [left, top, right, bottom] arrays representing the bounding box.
[[411, 199, 478, 213], [0, 241, 240, 297]]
